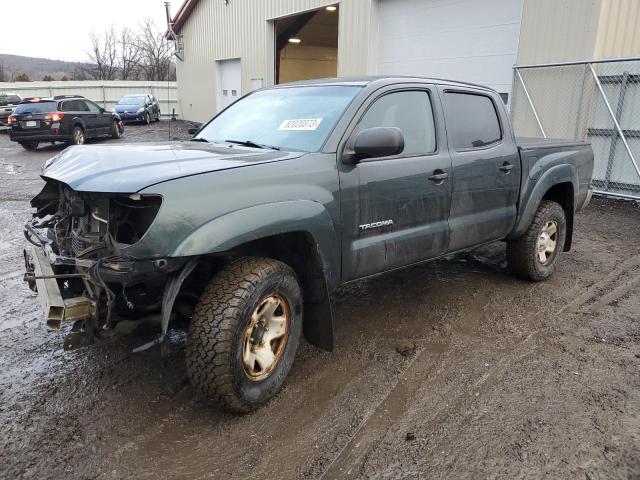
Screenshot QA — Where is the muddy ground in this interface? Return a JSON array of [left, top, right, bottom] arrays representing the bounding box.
[[0, 122, 638, 480]]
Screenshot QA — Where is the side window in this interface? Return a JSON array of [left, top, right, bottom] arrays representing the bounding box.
[[84, 100, 101, 113], [445, 92, 502, 150], [59, 101, 69, 112], [357, 91, 436, 155]]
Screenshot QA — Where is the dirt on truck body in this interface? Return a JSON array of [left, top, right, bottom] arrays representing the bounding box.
[[0, 120, 638, 479]]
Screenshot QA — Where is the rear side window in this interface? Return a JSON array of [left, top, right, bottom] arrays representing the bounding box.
[[14, 102, 56, 114], [445, 92, 502, 150], [357, 91, 436, 155], [0, 95, 21, 106]]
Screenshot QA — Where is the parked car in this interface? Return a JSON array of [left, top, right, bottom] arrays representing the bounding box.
[[8, 95, 123, 150], [23, 77, 593, 413], [0, 92, 22, 127], [113, 94, 160, 124]]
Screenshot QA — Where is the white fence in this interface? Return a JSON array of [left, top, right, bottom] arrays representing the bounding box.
[[0, 80, 180, 118]]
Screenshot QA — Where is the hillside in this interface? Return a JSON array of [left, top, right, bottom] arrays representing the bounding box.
[[0, 54, 91, 81]]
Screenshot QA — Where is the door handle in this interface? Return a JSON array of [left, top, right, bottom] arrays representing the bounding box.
[[499, 162, 514, 173], [428, 170, 449, 183]]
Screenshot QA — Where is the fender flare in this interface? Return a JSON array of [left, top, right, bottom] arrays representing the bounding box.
[[172, 200, 341, 289], [509, 163, 578, 240]]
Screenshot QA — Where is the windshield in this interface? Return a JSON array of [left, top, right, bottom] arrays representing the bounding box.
[[118, 95, 146, 105], [14, 102, 56, 114], [195, 85, 362, 152]]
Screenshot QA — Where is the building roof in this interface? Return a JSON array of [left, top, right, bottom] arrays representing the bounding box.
[[169, 0, 200, 35]]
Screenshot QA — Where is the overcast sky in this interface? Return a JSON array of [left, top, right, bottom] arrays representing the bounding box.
[[3, 0, 173, 62]]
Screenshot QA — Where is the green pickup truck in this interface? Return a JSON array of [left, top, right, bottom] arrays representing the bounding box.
[[23, 77, 593, 412]]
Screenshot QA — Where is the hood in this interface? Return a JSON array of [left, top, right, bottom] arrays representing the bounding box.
[[115, 104, 142, 110], [42, 141, 303, 193]]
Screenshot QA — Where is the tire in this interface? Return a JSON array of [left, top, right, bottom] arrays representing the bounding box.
[[507, 200, 566, 281], [19, 141, 39, 151], [186, 257, 303, 413], [144, 112, 150, 125], [71, 126, 85, 145], [155, 110, 161, 122], [110, 119, 122, 139]]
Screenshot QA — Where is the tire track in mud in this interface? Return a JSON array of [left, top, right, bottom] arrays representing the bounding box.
[[564, 253, 640, 314], [317, 253, 640, 479]]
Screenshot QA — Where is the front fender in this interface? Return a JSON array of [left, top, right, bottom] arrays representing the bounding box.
[[172, 200, 341, 289], [509, 163, 577, 239]]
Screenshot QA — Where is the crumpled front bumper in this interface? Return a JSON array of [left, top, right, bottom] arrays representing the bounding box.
[[23, 246, 96, 331]]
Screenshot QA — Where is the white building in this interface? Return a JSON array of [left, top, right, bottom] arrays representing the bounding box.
[[168, 0, 640, 123]]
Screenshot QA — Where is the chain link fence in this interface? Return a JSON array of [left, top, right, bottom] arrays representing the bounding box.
[[511, 57, 640, 200]]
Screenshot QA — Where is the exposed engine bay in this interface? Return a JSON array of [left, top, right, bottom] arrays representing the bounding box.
[[23, 180, 201, 351]]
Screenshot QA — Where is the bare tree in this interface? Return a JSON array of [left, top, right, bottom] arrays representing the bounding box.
[[118, 27, 142, 80], [137, 19, 175, 81], [0, 62, 6, 82], [86, 27, 118, 80]]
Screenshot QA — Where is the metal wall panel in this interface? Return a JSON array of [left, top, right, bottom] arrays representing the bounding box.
[[175, 0, 373, 122], [594, 0, 640, 58], [516, 0, 603, 65]]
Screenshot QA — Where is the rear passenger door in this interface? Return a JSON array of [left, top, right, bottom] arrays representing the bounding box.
[[441, 89, 520, 251], [339, 86, 452, 281], [84, 100, 110, 135]]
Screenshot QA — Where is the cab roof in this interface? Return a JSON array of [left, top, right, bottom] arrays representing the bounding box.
[[272, 76, 497, 93]]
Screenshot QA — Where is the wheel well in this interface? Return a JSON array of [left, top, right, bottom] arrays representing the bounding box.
[[542, 182, 574, 251], [232, 232, 328, 303], [222, 231, 334, 350]]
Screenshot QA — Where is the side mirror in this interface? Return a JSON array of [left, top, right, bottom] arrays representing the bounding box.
[[187, 127, 198, 135], [99, 107, 106, 114], [345, 127, 405, 164]]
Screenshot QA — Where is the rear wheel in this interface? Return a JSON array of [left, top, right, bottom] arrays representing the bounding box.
[[186, 257, 303, 413], [110, 119, 122, 139], [19, 141, 39, 151], [507, 200, 566, 281], [71, 126, 85, 145]]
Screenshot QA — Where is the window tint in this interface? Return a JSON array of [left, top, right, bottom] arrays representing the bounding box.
[[65, 100, 88, 112], [14, 102, 56, 114], [0, 95, 21, 106], [445, 92, 501, 150], [84, 100, 101, 112], [357, 91, 436, 155]]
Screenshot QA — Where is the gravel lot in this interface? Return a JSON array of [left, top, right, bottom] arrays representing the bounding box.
[[0, 121, 639, 479]]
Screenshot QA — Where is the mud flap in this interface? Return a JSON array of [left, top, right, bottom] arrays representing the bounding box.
[[303, 289, 335, 351]]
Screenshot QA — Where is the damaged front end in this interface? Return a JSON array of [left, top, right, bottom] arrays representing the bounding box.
[[24, 179, 197, 351]]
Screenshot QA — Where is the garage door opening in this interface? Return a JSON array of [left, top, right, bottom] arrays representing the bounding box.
[[274, 5, 338, 84]]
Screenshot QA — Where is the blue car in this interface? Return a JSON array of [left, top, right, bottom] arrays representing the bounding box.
[[113, 94, 160, 124]]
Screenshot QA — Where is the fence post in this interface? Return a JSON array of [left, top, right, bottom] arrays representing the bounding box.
[[102, 85, 106, 108], [515, 68, 547, 138]]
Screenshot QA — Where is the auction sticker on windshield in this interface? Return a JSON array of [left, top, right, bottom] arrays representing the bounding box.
[[278, 118, 323, 131]]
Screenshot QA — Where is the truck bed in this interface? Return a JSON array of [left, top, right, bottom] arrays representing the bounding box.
[[516, 137, 590, 150]]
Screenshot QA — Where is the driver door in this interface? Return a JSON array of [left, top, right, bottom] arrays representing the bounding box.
[[339, 86, 452, 281]]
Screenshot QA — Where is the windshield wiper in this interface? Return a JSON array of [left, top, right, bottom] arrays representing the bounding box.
[[224, 139, 280, 150], [190, 137, 209, 142]]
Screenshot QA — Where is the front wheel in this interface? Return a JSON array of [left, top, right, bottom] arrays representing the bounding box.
[[144, 112, 150, 125], [186, 257, 303, 413], [507, 200, 566, 281]]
